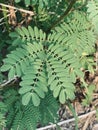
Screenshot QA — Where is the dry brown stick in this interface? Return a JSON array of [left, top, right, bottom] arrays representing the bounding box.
[[82, 114, 93, 130], [37, 110, 96, 130], [0, 10, 17, 22], [0, 77, 17, 90], [0, 3, 34, 16]]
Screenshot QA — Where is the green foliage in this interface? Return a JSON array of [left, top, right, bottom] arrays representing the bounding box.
[[0, 26, 76, 105], [82, 84, 95, 106], [87, 0, 98, 34], [9, 26, 46, 46], [3, 88, 58, 130], [1, 10, 96, 106], [15, 0, 64, 8], [0, 0, 97, 129], [68, 103, 78, 130], [53, 12, 95, 55], [0, 102, 7, 129], [39, 92, 59, 125], [19, 60, 47, 106]]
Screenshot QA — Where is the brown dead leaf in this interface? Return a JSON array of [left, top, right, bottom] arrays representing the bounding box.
[[8, 7, 17, 26], [75, 101, 84, 115]]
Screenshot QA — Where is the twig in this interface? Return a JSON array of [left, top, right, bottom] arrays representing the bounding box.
[[0, 77, 17, 89], [0, 3, 34, 16], [0, 10, 17, 22], [82, 114, 93, 130], [47, 0, 77, 32], [37, 110, 96, 130]]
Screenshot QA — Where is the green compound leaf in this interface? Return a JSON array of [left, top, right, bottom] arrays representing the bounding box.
[[34, 87, 45, 98], [19, 86, 33, 94], [19, 60, 47, 106], [32, 93, 40, 106], [22, 92, 32, 105], [59, 90, 66, 104]]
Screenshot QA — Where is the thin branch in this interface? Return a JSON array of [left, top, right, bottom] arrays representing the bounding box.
[[0, 77, 18, 89], [37, 110, 96, 130], [0, 3, 34, 16], [47, 0, 77, 32], [0, 10, 17, 22], [82, 114, 92, 130]]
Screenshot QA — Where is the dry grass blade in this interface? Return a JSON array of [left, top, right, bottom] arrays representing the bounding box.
[[82, 114, 92, 130], [0, 3, 34, 16]]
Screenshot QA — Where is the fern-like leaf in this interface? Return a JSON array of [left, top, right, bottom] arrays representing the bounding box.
[[11, 111, 24, 130], [49, 12, 95, 55], [87, 0, 98, 34], [19, 59, 48, 106], [46, 42, 85, 103], [1, 43, 44, 79], [3, 88, 58, 130], [40, 92, 59, 125], [9, 26, 46, 45], [23, 104, 41, 130]]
